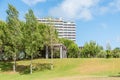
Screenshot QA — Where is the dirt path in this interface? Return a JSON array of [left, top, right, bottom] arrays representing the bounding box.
[[52, 76, 120, 80]]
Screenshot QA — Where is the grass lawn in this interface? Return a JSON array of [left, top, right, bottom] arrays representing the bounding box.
[[0, 58, 120, 80]]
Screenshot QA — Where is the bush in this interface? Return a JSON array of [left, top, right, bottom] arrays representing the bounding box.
[[32, 63, 51, 71], [97, 50, 107, 58], [81, 41, 103, 58], [112, 52, 120, 58]]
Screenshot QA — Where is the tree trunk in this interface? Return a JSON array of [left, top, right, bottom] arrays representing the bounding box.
[[60, 46, 63, 58], [46, 45, 48, 59], [30, 55, 33, 74], [13, 55, 16, 72], [50, 46, 53, 70]]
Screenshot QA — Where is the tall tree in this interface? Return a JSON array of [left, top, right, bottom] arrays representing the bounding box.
[[6, 4, 21, 72], [25, 9, 43, 74], [42, 18, 58, 69], [49, 24, 58, 69]]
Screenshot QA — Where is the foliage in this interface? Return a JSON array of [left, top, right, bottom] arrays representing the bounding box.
[[42, 23, 58, 46], [0, 21, 7, 60], [97, 50, 107, 58], [24, 9, 44, 74], [60, 38, 79, 58], [6, 4, 22, 72], [81, 41, 103, 58], [41, 18, 59, 69], [106, 43, 112, 58], [112, 47, 120, 58]]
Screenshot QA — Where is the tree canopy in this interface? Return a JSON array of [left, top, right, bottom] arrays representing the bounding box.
[[6, 4, 22, 72], [60, 38, 79, 58], [80, 41, 103, 58]]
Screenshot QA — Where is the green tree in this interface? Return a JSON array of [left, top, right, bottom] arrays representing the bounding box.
[[0, 21, 5, 48], [106, 43, 112, 58], [6, 4, 21, 72], [49, 24, 58, 69], [60, 38, 79, 58], [41, 18, 59, 69], [97, 50, 107, 58], [0, 21, 13, 60], [0, 21, 6, 60], [25, 9, 43, 74], [81, 41, 103, 58], [112, 47, 120, 58]]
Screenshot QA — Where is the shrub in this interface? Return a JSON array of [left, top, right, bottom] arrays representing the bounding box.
[[97, 50, 107, 58]]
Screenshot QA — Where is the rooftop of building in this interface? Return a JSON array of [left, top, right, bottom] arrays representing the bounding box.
[[37, 17, 75, 23]]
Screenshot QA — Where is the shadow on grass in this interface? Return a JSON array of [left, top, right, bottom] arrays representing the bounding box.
[[17, 63, 52, 75], [0, 62, 52, 75], [16, 65, 30, 74], [0, 61, 13, 72], [109, 72, 120, 77]]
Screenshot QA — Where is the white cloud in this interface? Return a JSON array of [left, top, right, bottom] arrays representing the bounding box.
[[49, 0, 120, 21], [99, 0, 120, 14], [49, 0, 100, 20], [22, 0, 46, 6]]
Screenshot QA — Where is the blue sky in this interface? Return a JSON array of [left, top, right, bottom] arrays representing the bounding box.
[[0, 0, 120, 49]]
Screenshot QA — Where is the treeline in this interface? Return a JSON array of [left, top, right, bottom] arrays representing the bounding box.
[[80, 41, 120, 58]]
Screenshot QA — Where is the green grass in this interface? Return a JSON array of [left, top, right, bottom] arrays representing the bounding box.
[[0, 58, 120, 80]]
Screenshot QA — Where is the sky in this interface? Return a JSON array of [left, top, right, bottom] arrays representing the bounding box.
[[0, 0, 120, 49]]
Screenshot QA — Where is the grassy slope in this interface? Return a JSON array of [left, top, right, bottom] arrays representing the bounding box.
[[0, 58, 120, 80]]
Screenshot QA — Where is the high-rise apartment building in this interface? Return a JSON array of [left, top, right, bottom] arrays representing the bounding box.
[[37, 18, 76, 42]]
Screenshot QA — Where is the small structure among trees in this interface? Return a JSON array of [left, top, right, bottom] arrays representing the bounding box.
[[45, 44, 67, 59]]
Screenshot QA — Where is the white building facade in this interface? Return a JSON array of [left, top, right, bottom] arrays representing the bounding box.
[[37, 18, 76, 42]]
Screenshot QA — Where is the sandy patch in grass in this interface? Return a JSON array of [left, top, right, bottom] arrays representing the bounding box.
[[2, 71, 18, 74], [52, 76, 120, 80]]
